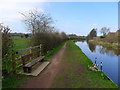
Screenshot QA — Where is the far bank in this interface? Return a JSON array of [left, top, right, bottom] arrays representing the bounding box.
[[89, 39, 119, 49]]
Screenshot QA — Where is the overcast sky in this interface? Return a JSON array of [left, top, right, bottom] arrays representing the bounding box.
[[0, 0, 118, 36]]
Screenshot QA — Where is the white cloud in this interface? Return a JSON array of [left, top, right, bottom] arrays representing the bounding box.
[[0, 0, 45, 25], [109, 25, 118, 31]]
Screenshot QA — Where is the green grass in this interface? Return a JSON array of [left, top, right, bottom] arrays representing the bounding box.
[[44, 41, 65, 61], [52, 40, 118, 88], [2, 74, 32, 89], [13, 37, 30, 51], [89, 40, 119, 49]]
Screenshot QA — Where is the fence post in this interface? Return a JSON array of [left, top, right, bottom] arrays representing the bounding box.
[[40, 44, 42, 56], [29, 47, 32, 61], [12, 50, 16, 74], [21, 56, 25, 65]]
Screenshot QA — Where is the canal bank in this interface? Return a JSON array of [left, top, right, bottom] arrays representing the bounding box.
[[52, 40, 118, 88], [89, 40, 119, 49], [75, 40, 120, 86]]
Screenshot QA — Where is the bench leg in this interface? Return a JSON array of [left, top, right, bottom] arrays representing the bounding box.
[[23, 67, 28, 73], [41, 59, 44, 62], [28, 67, 32, 73]]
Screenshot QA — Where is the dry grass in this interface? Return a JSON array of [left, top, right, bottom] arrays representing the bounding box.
[[89, 32, 120, 49]]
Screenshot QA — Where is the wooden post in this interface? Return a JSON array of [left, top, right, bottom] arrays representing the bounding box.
[[29, 47, 32, 61], [21, 56, 27, 72], [40, 44, 42, 56], [12, 50, 16, 74], [21, 56, 25, 65]]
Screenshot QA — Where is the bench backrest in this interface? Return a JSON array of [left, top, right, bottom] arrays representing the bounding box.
[[16, 45, 42, 66], [21, 50, 40, 65]]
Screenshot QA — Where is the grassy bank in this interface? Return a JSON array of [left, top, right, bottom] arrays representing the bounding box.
[[52, 40, 118, 88], [89, 40, 119, 49], [2, 75, 32, 89], [45, 41, 66, 61]]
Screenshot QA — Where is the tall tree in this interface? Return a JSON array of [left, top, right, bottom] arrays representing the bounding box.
[[87, 28, 97, 40], [21, 9, 53, 35], [100, 27, 110, 36]]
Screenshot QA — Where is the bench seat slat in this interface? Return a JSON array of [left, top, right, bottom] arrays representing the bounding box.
[[24, 56, 45, 67]]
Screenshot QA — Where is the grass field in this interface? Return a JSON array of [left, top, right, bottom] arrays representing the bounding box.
[[52, 40, 118, 88], [12, 37, 30, 51]]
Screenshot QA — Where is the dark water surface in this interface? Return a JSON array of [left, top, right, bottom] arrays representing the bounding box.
[[75, 41, 120, 86]]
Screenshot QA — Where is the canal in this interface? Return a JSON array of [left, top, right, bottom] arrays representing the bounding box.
[[75, 41, 120, 86]]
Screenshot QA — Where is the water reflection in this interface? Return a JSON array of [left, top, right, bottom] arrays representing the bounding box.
[[87, 41, 96, 52], [87, 41, 119, 56], [98, 46, 115, 57], [76, 41, 119, 86]]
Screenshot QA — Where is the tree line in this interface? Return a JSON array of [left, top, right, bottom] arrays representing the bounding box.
[[21, 9, 68, 54], [87, 27, 120, 44], [87, 27, 110, 40]]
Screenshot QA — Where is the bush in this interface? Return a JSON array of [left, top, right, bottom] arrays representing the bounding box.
[[0, 24, 15, 76], [31, 32, 67, 55], [24, 34, 29, 38], [100, 36, 105, 38]]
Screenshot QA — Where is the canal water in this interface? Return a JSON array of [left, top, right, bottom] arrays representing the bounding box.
[[75, 41, 120, 86]]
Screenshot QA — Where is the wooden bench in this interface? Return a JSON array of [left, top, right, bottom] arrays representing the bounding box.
[[23, 56, 45, 73]]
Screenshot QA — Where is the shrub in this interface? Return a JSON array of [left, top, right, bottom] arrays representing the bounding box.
[[0, 24, 15, 76], [31, 32, 67, 54], [100, 36, 105, 38]]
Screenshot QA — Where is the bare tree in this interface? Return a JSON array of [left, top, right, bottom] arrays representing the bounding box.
[[21, 9, 53, 35], [100, 27, 110, 36], [21, 9, 68, 54]]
